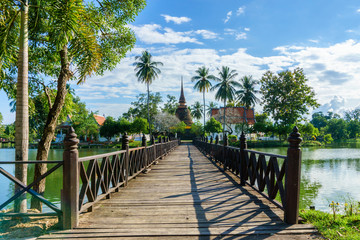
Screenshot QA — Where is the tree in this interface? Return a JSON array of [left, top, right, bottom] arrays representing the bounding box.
[[173, 121, 187, 134], [117, 118, 131, 134], [310, 112, 328, 129], [190, 121, 204, 136], [252, 113, 273, 136], [126, 92, 162, 122], [153, 113, 180, 134], [236, 75, 259, 108], [206, 101, 218, 117], [324, 118, 348, 140], [130, 118, 148, 134], [260, 68, 319, 127], [191, 101, 203, 120], [0, 112, 4, 135], [191, 66, 215, 129], [133, 51, 163, 136], [162, 94, 178, 115], [211, 66, 239, 135], [204, 117, 222, 134], [2, 0, 146, 211], [100, 116, 117, 141], [347, 120, 360, 139], [298, 123, 319, 140]]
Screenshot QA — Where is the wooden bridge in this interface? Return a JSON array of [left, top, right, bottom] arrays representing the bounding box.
[[0, 127, 318, 239]]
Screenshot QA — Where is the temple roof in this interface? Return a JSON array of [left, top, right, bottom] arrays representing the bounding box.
[[179, 78, 186, 105], [175, 78, 193, 126]]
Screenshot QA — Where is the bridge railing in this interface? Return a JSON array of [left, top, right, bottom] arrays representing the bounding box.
[[193, 126, 302, 224], [0, 128, 179, 230]]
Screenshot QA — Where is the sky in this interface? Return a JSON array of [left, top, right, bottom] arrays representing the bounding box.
[[2, 0, 360, 124]]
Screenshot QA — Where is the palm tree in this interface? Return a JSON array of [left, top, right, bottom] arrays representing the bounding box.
[[211, 66, 240, 135], [133, 51, 163, 136], [191, 101, 203, 120], [206, 101, 218, 117], [191, 66, 216, 131], [236, 75, 260, 108]]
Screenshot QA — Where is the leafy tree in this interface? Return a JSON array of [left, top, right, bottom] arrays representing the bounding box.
[[0, 112, 4, 135], [211, 66, 240, 134], [72, 112, 99, 141], [236, 75, 259, 108], [252, 113, 273, 136], [191, 101, 203, 120], [298, 123, 319, 140], [100, 116, 117, 141], [347, 120, 360, 139], [133, 51, 163, 136], [190, 121, 204, 136], [310, 112, 328, 129], [260, 68, 319, 126], [125, 92, 162, 123], [153, 113, 180, 134], [117, 118, 131, 134], [3, 124, 15, 140], [173, 121, 187, 134], [324, 118, 348, 140], [130, 118, 148, 134], [204, 117, 222, 134], [191, 66, 215, 128], [206, 101, 218, 117], [324, 134, 334, 144], [162, 94, 178, 115], [2, 0, 146, 210]]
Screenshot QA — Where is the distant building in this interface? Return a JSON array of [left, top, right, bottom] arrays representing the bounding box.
[[93, 114, 106, 126], [175, 79, 193, 126]]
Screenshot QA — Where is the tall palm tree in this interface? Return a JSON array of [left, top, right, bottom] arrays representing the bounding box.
[[133, 51, 163, 136], [191, 66, 215, 131], [236, 75, 260, 108], [206, 101, 218, 117], [211, 66, 240, 135], [191, 101, 203, 120]]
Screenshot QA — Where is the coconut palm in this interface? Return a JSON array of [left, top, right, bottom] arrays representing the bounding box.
[[236, 75, 260, 108], [133, 51, 163, 136], [206, 101, 218, 117], [211, 66, 240, 134], [191, 66, 216, 130], [191, 101, 203, 120]]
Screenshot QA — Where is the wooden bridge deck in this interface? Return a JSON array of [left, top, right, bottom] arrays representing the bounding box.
[[39, 144, 318, 239]]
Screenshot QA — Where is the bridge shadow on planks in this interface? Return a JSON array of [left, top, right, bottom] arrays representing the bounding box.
[[38, 143, 317, 239]]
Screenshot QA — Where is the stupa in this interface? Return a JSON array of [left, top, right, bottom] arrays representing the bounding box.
[[175, 78, 193, 126]]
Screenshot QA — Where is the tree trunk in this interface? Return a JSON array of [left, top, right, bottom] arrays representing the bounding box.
[[223, 99, 226, 135], [147, 82, 151, 136], [203, 91, 206, 135], [14, 0, 29, 213], [31, 45, 73, 211]]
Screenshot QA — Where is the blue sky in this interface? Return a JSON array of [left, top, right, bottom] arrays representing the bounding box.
[[2, 0, 360, 124]]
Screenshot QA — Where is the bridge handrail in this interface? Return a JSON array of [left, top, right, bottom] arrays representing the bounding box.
[[193, 127, 302, 225]]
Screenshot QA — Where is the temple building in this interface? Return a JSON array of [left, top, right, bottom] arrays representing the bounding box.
[[175, 79, 193, 126]]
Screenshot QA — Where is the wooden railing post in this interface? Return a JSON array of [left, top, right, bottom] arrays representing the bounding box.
[[215, 135, 219, 145], [62, 127, 79, 229], [285, 126, 302, 224], [151, 136, 156, 163], [159, 136, 163, 159], [122, 132, 129, 186], [223, 134, 228, 170], [210, 136, 213, 144], [142, 133, 147, 168], [240, 131, 247, 186]]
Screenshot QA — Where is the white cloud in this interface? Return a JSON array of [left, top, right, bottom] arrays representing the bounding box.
[[129, 24, 202, 45], [236, 32, 247, 40], [161, 14, 191, 24], [309, 39, 319, 43], [244, 27, 250, 32], [224, 11, 232, 23], [315, 96, 347, 115], [357, 9, 360, 13], [225, 29, 247, 40], [236, 7, 245, 16], [194, 30, 218, 39]]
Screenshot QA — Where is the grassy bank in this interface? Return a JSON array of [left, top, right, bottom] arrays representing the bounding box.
[[300, 209, 360, 239], [229, 140, 323, 148]]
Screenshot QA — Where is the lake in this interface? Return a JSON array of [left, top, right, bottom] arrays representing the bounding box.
[[1, 144, 360, 212]]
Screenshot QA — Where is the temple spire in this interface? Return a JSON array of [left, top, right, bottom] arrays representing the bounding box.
[[179, 76, 186, 105]]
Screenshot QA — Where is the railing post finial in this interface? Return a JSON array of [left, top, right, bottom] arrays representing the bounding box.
[[240, 131, 247, 186], [215, 135, 219, 145], [285, 126, 302, 224], [151, 135, 155, 145], [62, 127, 79, 229], [210, 136, 213, 144], [142, 133, 147, 147], [223, 133, 228, 146], [122, 132, 129, 150]]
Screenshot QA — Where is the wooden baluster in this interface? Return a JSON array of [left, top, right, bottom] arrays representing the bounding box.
[[223, 134, 228, 170], [215, 135, 219, 145], [285, 126, 302, 224], [122, 132, 129, 187], [210, 136, 213, 144], [151, 136, 156, 163], [142, 134, 147, 169], [240, 131, 247, 186], [62, 127, 79, 229]]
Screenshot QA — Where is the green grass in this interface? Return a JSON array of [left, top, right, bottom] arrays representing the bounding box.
[[300, 209, 360, 239]]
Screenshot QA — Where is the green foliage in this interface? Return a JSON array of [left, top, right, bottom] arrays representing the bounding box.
[[0, 112, 4, 135], [252, 113, 273, 135], [174, 121, 187, 134], [228, 135, 237, 142], [133, 51, 163, 85], [130, 118, 148, 134], [324, 134, 334, 144], [298, 122, 319, 140], [153, 113, 180, 134], [260, 68, 319, 126], [204, 117, 222, 133], [310, 112, 328, 129], [124, 92, 162, 121], [190, 121, 204, 136], [236, 75, 259, 108], [206, 101, 218, 117], [100, 116, 117, 141], [191, 101, 203, 120], [117, 118, 131, 134], [325, 118, 348, 140], [162, 95, 178, 115]]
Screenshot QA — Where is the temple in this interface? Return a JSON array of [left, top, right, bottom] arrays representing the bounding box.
[[175, 78, 193, 126]]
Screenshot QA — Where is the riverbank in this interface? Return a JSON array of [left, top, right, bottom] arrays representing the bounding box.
[[229, 140, 323, 148], [300, 209, 360, 239]]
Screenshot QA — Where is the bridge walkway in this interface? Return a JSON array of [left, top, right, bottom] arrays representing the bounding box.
[[39, 144, 318, 239]]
